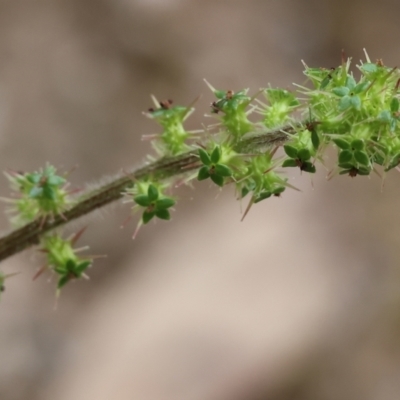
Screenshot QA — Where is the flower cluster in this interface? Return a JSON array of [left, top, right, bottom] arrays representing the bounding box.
[[143, 97, 194, 156], [3, 50, 400, 303], [197, 146, 233, 187], [39, 230, 93, 294], [132, 183, 175, 224], [3, 164, 70, 226], [205, 81, 254, 140]]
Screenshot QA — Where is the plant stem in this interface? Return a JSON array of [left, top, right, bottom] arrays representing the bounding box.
[[0, 126, 291, 263]]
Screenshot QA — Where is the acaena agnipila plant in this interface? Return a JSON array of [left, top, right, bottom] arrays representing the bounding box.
[[0, 49, 400, 300]]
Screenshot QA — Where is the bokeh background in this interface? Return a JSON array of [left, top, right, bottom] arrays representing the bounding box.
[[1, 1, 400, 399]]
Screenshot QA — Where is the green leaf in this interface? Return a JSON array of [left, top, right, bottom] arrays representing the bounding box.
[[197, 166, 210, 181], [282, 159, 298, 168], [214, 164, 232, 177], [65, 259, 77, 272], [210, 146, 221, 164], [27, 173, 42, 184], [254, 191, 271, 203], [360, 63, 377, 73], [373, 152, 385, 165], [353, 81, 369, 94], [390, 98, 400, 112], [301, 162, 316, 173], [351, 139, 364, 151], [297, 148, 311, 161], [147, 185, 159, 202], [357, 167, 371, 176], [272, 186, 286, 195], [338, 150, 353, 164], [333, 138, 350, 150], [385, 153, 400, 171], [142, 211, 155, 224], [155, 209, 171, 220], [155, 198, 175, 209], [47, 175, 66, 186], [57, 275, 70, 289], [210, 174, 224, 187], [198, 148, 211, 165], [74, 261, 91, 276], [338, 162, 354, 170], [241, 186, 250, 198], [338, 96, 351, 111], [311, 129, 320, 150], [134, 195, 150, 207], [350, 96, 361, 110], [354, 150, 370, 166], [29, 186, 43, 198], [345, 75, 356, 90], [42, 186, 56, 200], [214, 90, 226, 99], [333, 87, 349, 97], [283, 145, 298, 159], [320, 75, 331, 89], [379, 110, 391, 122]]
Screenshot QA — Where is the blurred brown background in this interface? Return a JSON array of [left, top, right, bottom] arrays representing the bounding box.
[[1, 1, 400, 399]]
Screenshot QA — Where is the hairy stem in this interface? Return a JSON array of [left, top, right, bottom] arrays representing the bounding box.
[[0, 126, 291, 263]]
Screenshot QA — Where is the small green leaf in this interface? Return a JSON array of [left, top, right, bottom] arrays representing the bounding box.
[[357, 167, 371, 176], [282, 159, 298, 168], [28, 173, 42, 184], [311, 130, 320, 150], [338, 150, 353, 164], [142, 211, 155, 224], [57, 275, 70, 289], [65, 259, 77, 272], [301, 162, 316, 173], [47, 175, 66, 186], [297, 148, 311, 161], [390, 98, 400, 112], [338, 96, 351, 111], [29, 186, 43, 198], [338, 162, 354, 170], [254, 191, 271, 203], [354, 150, 370, 166], [197, 166, 210, 181], [214, 164, 232, 177], [210, 174, 224, 187], [350, 96, 361, 110], [379, 110, 391, 122], [373, 153, 385, 165], [283, 145, 298, 159], [333, 138, 350, 150], [43, 186, 56, 200], [214, 90, 226, 99], [155, 198, 175, 209], [75, 261, 91, 275], [198, 149, 211, 165], [351, 139, 364, 151], [333, 87, 349, 97], [320, 76, 331, 89], [155, 209, 171, 220], [385, 153, 400, 171], [241, 186, 250, 198], [147, 185, 159, 202], [210, 146, 221, 164], [360, 63, 377, 73], [353, 81, 369, 94], [272, 186, 286, 195], [134, 195, 150, 207], [346, 75, 356, 90]]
